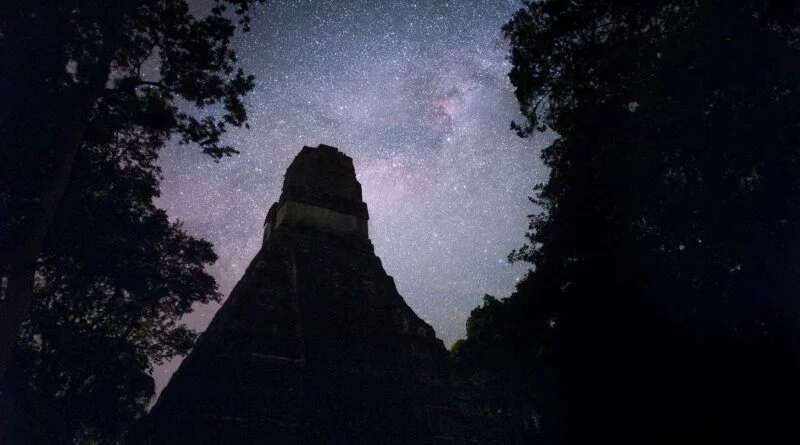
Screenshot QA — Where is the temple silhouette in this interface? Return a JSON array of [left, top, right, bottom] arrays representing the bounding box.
[[138, 145, 530, 444]]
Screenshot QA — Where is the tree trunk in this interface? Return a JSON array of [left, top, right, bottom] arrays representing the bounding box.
[[0, 92, 97, 379], [0, 0, 131, 380]]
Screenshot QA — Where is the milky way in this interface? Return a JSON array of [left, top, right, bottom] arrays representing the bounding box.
[[153, 0, 550, 392]]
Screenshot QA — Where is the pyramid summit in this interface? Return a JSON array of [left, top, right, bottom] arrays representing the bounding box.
[[138, 145, 529, 444], [264, 144, 369, 243]]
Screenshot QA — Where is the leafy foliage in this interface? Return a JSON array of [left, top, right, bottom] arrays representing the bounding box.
[[0, 0, 259, 380], [3, 133, 221, 444], [456, 1, 800, 443], [0, 0, 259, 442], [1, 0, 257, 227]]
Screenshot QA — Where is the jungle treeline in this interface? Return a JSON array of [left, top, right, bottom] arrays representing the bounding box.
[[453, 2, 800, 444]]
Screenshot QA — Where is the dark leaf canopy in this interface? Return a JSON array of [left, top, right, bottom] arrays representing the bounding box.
[[5, 138, 222, 444], [457, 1, 800, 443], [0, 1, 260, 442]]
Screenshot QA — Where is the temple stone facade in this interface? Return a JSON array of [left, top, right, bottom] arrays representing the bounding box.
[[138, 145, 530, 444], [263, 145, 369, 243]]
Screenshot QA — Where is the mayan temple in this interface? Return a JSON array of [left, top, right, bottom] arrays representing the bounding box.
[[138, 145, 530, 444]]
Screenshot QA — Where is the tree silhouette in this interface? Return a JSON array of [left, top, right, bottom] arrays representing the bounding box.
[[0, 0, 258, 379], [458, 2, 800, 443], [1, 103, 222, 444]]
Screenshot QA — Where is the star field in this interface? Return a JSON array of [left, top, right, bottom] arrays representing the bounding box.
[[154, 0, 550, 392]]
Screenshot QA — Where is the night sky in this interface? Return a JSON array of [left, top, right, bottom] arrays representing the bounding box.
[[153, 0, 550, 392]]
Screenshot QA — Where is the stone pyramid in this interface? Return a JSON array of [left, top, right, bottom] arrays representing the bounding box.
[[139, 145, 529, 444]]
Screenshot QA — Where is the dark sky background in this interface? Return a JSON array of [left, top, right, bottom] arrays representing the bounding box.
[[153, 0, 550, 393]]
